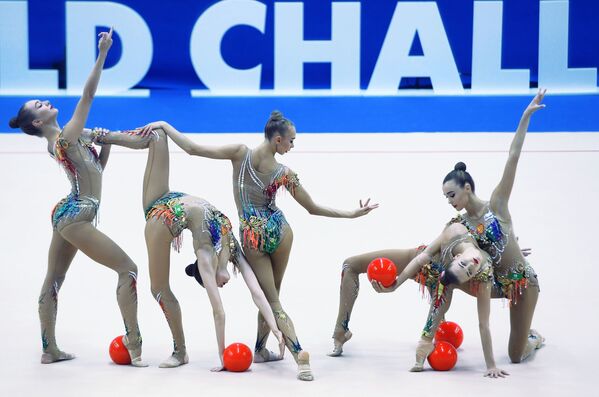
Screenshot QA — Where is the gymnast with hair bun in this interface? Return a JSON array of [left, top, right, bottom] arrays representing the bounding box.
[[8, 28, 154, 367], [158, 111, 378, 380], [135, 123, 284, 370]]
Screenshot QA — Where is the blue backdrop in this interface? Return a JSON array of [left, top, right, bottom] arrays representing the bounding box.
[[1, 0, 598, 132]]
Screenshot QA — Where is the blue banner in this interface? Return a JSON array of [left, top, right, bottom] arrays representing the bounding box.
[[1, 0, 597, 132]]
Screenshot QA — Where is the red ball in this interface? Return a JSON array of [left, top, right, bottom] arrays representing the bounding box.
[[223, 343, 253, 372], [109, 335, 131, 365], [367, 257, 397, 288], [434, 321, 464, 349], [427, 341, 458, 371]]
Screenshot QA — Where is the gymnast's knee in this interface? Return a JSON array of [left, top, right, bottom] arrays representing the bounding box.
[[154, 128, 167, 141], [342, 257, 361, 274], [151, 284, 177, 301], [120, 261, 138, 277]]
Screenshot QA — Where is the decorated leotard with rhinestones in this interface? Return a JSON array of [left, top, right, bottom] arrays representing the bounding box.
[[234, 149, 300, 254], [145, 191, 239, 264], [51, 128, 155, 231], [51, 130, 104, 231], [418, 234, 494, 338], [452, 203, 538, 305]]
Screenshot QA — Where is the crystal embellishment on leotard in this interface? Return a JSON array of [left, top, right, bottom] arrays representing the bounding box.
[[415, 261, 444, 294], [264, 172, 299, 199], [53, 132, 102, 195], [494, 262, 534, 306], [452, 210, 536, 305], [205, 206, 236, 260], [145, 192, 187, 252], [240, 210, 286, 254], [50, 130, 104, 229], [414, 252, 448, 339], [238, 150, 300, 253], [417, 235, 496, 338], [453, 211, 509, 265], [51, 194, 100, 229]]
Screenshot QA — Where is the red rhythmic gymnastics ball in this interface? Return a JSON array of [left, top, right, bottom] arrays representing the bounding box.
[[427, 341, 458, 371], [109, 335, 131, 365], [435, 321, 464, 349], [367, 257, 397, 288], [223, 343, 253, 372]]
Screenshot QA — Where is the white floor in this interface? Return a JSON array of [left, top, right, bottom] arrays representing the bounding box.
[[1, 132, 598, 396]]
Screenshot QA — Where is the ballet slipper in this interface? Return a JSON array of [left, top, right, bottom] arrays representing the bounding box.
[[409, 338, 434, 372], [529, 329, 545, 349], [328, 330, 353, 357], [122, 335, 148, 368], [41, 350, 75, 364], [253, 348, 283, 363], [159, 352, 189, 368], [297, 351, 314, 381]]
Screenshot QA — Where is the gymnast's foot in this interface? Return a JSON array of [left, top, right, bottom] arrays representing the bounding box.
[[328, 330, 353, 357], [529, 329, 545, 349], [122, 335, 148, 367], [41, 349, 75, 364], [159, 351, 189, 368], [409, 338, 434, 372], [254, 348, 283, 363], [297, 351, 314, 381]]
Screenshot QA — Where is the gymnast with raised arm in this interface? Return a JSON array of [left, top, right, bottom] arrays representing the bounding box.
[[8, 28, 154, 366], [138, 124, 284, 370], [154, 111, 378, 380], [370, 90, 546, 377]]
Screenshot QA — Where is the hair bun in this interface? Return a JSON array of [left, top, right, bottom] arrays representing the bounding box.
[[269, 110, 284, 121], [8, 116, 19, 129], [454, 162, 467, 172]]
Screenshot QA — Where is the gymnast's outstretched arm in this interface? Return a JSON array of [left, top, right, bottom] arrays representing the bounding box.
[[490, 89, 546, 219], [145, 121, 246, 161], [371, 229, 446, 293], [62, 28, 113, 144], [291, 182, 378, 218]]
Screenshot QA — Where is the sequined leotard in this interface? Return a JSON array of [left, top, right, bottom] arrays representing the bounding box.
[[418, 233, 494, 338], [234, 149, 300, 254], [415, 234, 493, 292], [145, 192, 239, 264], [454, 203, 538, 304], [51, 128, 155, 231], [51, 130, 104, 231]]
